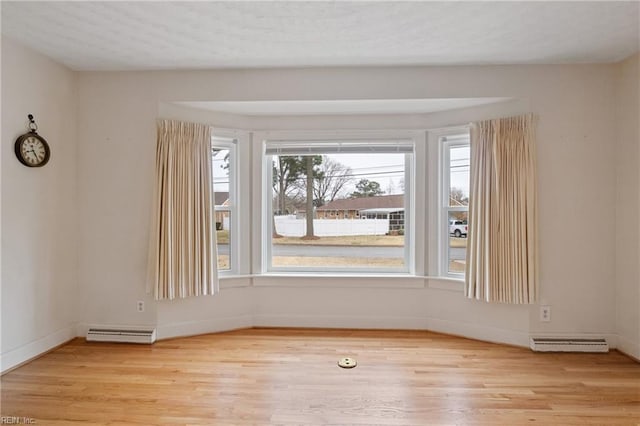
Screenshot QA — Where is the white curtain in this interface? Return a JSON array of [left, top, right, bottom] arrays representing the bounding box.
[[147, 120, 218, 300], [465, 114, 538, 304]]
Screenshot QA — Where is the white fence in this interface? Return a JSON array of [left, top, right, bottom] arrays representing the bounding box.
[[274, 216, 389, 237]]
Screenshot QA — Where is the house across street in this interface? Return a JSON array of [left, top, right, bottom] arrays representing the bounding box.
[[279, 194, 405, 236]]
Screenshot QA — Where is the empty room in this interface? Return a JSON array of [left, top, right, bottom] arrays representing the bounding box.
[[1, 1, 639, 424]]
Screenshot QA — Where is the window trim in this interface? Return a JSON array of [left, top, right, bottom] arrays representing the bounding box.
[[441, 136, 470, 279], [426, 125, 471, 282], [424, 124, 471, 282], [211, 131, 239, 275], [257, 130, 419, 275]]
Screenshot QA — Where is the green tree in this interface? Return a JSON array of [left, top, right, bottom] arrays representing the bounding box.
[[272, 155, 323, 239], [273, 156, 306, 215], [350, 179, 384, 198]]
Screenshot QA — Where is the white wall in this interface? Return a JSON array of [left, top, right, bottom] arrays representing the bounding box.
[[75, 63, 619, 347], [615, 53, 640, 359], [1, 37, 78, 372]]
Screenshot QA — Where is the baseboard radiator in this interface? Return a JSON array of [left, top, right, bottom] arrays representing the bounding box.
[[86, 328, 157, 344], [530, 337, 608, 353]]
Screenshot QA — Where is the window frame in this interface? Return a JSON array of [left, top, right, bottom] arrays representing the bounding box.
[[439, 131, 471, 279], [211, 132, 238, 275], [258, 131, 418, 275]]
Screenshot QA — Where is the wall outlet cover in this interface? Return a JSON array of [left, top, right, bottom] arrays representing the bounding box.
[[540, 305, 551, 322]]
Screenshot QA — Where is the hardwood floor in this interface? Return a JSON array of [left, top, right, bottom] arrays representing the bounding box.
[[1, 328, 639, 425]]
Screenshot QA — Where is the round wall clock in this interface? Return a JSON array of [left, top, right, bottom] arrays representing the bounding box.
[[14, 115, 50, 168]]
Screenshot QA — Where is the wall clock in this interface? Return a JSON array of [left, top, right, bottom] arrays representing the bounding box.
[[14, 114, 50, 167]]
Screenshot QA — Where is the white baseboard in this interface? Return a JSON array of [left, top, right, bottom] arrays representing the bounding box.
[[252, 314, 530, 348], [253, 314, 430, 331], [615, 334, 640, 361], [1, 326, 76, 374], [8, 319, 633, 374], [156, 315, 253, 340], [426, 317, 530, 348]]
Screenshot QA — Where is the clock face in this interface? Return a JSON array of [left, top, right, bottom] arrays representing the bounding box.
[[21, 137, 47, 165], [15, 132, 50, 167]]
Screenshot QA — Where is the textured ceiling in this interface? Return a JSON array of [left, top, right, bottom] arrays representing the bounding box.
[[1, 1, 639, 71]]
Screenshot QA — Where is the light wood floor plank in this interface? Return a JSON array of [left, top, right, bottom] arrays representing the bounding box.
[[1, 328, 639, 425]]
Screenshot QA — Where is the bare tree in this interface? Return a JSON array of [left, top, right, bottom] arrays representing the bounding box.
[[386, 179, 397, 195], [313, 156, 353, 207], [212, 147, 230, 171], [449, 187, 469, 206]]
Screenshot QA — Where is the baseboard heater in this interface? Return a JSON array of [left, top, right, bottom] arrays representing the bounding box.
[[530, 337, 608, 353], [86, 328, 157, 344]]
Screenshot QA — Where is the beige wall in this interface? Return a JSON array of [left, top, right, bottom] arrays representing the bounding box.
[[1, 37, 78, 371], [76, 62, 618, 345], [2, 37, 637, 370], [615, 53, 640, 359]]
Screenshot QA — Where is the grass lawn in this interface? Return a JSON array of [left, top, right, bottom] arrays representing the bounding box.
[[218, 230, 467, 249], [273, 234, 404, 246], [216, 230, 467, 269], [217, 255, 229, 270], [449, 237, 467, 248], [449, 260, 466, 272], [273, 256, 404, 268], [217, 230, 229, 245], [220, 254, 464, 270], [224, 253, 461, 270]]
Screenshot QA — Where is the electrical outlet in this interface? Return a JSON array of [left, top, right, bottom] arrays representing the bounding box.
[[137, 301, 145, 312], [540, 305, 551, 322]]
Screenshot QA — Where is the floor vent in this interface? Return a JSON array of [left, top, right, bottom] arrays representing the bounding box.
[[530, 337, 608, 353], [86, 328, 156, 344]]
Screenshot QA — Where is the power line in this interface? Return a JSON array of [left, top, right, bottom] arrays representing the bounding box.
[[343, 164, 405, 172], [282, 169, 406, 183]]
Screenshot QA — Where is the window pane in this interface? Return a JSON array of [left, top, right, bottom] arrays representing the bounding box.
[[213, 147, 231, 271], [448, 211, 468, 274], [449, 145, 470, 207], [215, 213, 230, 270], [271, 153, 407, 271]]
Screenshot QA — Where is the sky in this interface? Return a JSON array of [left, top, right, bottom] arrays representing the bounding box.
[[212, 149, 230, 192], [321, 153, 406, 195], [449, 146, 470, 196]]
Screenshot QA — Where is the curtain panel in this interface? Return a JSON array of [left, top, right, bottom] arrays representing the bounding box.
[[465, 113, 538, 304], [147, 120, 218, 300]]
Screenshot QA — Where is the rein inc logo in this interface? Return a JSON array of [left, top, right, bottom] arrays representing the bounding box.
[[1, 417, 35, 424]]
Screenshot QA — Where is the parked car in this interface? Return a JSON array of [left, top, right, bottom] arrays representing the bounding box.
[[449, 220, 468, 238]]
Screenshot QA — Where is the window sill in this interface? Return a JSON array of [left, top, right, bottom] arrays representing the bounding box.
[[219, 274, 252, 289], [426, 276, 465, 292], [217, 273, 465, 291], [255, 273, 425, 289]]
